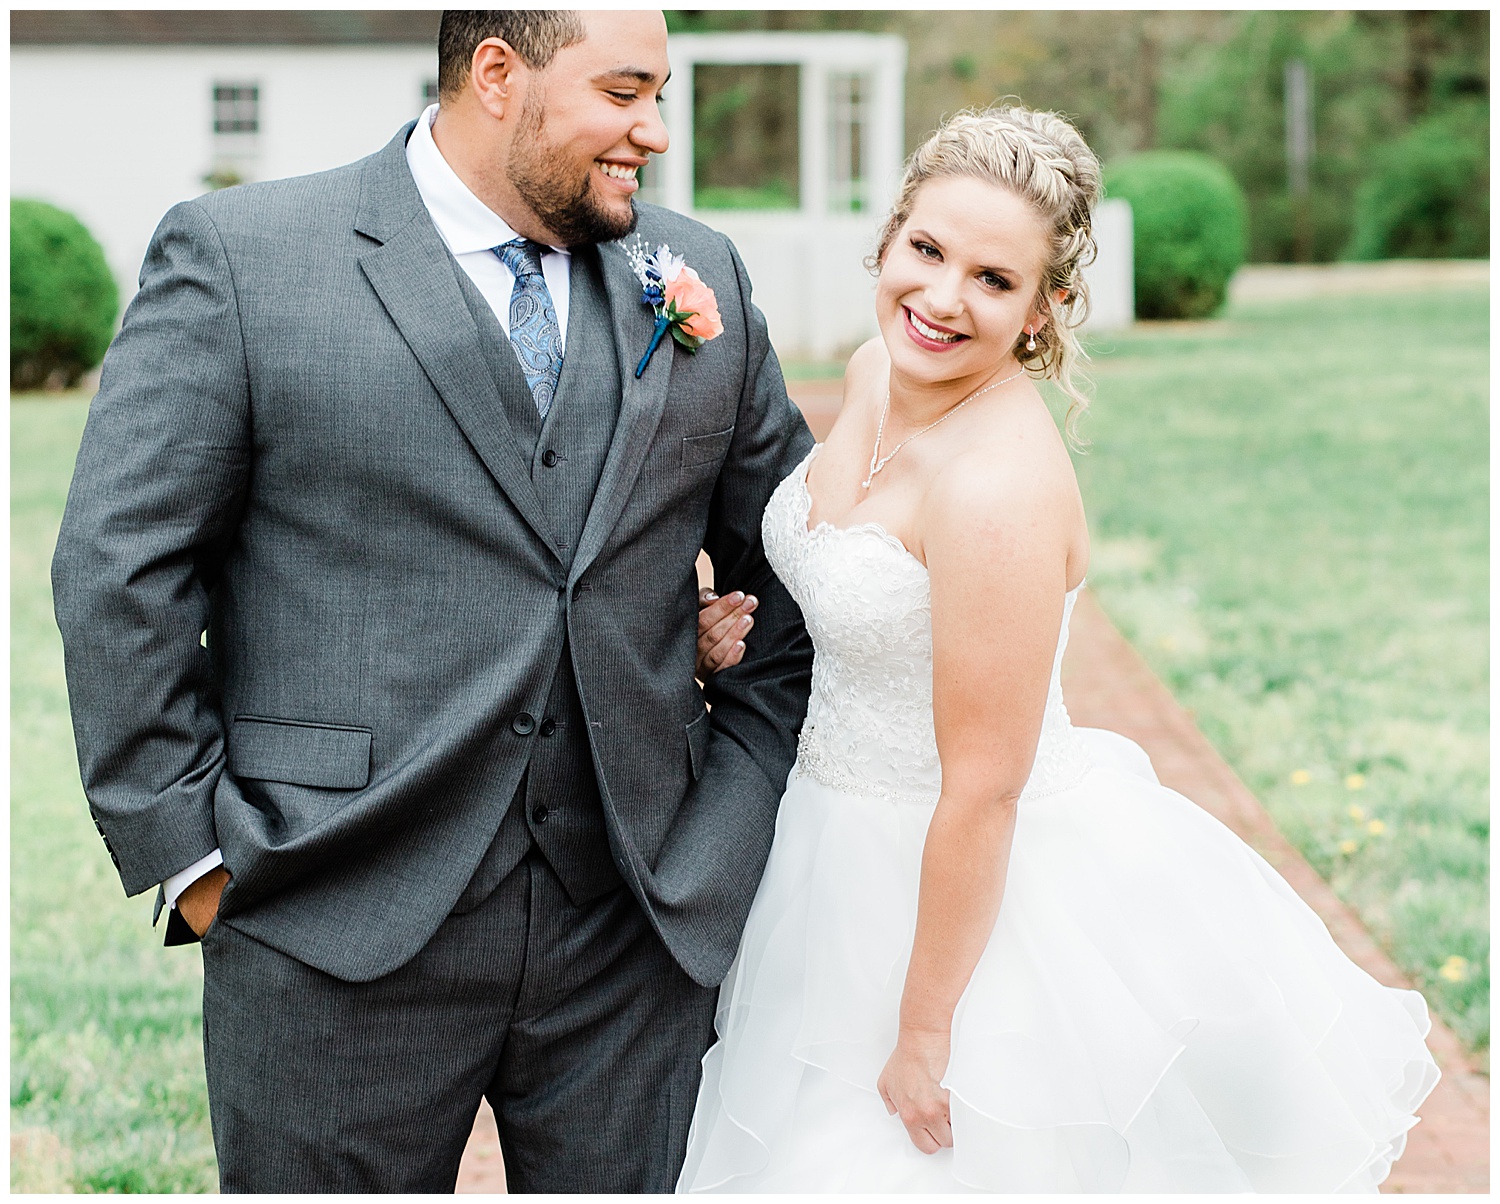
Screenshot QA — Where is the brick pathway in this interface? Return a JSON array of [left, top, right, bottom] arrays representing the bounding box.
[[454, 382, 1487, 1194], [1229, 258, 1488, 303]]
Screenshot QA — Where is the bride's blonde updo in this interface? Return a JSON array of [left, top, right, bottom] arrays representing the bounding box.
[[871, 105, 1103, 442]]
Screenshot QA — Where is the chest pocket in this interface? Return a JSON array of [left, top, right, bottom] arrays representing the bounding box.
[[682, 425, 735, 471]]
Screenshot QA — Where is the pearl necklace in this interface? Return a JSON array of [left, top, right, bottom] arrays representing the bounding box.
[[862, 368, 1027, 489]]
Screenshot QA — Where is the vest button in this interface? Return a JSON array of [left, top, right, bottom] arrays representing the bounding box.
[[512, 712, 535, 736], [539, 718, 557, 737], [531, 805, 549, 824], [541, 449, 559, 467]]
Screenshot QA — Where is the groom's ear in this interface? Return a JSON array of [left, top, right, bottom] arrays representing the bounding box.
[[469, 36, 530, 122]]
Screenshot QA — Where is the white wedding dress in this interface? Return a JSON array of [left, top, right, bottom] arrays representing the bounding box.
[[677, 447, 1440, 1193]]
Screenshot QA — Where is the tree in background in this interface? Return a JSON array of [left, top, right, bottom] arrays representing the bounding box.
[[11, 200, 119, 391], [1106, 152, 1248, 319], [1158, 11, 1488, 261], [666, 10, 1488, 264]]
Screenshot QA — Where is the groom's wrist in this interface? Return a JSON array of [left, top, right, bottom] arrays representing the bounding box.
[[162, 847, 225, 910]]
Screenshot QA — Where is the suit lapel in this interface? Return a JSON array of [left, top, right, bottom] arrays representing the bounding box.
[[354, 129, 558, 560], [568, 238, 676, 585]]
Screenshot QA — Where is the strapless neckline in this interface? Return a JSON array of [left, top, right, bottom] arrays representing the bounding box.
[[797, 446, 926, 573]]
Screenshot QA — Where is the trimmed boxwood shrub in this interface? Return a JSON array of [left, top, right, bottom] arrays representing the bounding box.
[[11, 199, 119, 390], [1345, 101, 1488, 261], [1105, 152, 1249, 320]]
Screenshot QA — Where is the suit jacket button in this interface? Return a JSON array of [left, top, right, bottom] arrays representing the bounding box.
[[512, 712, 535, 736], [541, 449, 559, 468], [531, 805, 549, 824], [539, 718, 557, 737]]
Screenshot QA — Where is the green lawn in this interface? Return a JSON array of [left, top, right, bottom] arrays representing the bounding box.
[[10, 281, 1489, 1190], [11, 396, 218, 1192], [1073, 285, 1489, 1057]]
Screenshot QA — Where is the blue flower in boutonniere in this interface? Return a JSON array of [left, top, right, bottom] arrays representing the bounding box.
[[624, 236, 724, 378]]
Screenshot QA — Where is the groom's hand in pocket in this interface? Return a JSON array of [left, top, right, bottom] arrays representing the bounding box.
[[697, 587, 757, 678], [179, 866, 231, 938]]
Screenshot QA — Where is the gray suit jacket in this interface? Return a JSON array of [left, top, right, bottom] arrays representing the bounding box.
[[52, 122, 814, 986]]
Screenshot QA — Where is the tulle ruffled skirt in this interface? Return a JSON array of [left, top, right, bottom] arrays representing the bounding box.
[[677, 730, 1439, 1193]]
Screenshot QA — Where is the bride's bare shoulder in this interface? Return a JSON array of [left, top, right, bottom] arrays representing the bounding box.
[[846, 336, 888, 377], [926, 398, 1081, 543], [822, 338, 887, 448], [841, 338, 888, 409]]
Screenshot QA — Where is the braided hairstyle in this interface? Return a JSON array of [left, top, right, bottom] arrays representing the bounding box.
[[871, 106, 1103, 443]]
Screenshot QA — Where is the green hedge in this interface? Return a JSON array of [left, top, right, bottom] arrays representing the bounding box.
[[1346, 101, 1489, 261], [11, 199, 119, 390], [1106, 152, 1249, 320]]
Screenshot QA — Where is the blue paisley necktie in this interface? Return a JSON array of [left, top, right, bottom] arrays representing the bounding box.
[[492, 238, 563, 419]]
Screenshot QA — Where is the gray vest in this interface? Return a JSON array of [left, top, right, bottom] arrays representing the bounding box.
[[449, 246, 624, 910]]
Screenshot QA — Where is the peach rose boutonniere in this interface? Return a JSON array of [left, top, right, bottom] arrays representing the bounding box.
[[624, 237, 724, 378]]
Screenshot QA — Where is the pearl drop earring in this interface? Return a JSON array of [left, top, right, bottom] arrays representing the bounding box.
[[1026, 327, 1036, 352]]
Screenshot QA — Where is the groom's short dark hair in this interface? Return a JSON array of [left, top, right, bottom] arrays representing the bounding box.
[[438, 10, 587, 100]]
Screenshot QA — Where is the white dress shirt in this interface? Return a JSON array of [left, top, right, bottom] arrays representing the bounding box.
[[162, 104, 573, 914], [406, 102, 571, 347]]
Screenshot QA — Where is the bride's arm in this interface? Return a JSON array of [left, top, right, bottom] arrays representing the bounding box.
[[876, 457, 1073, 1154]]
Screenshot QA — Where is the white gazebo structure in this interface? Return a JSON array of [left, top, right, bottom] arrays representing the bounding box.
[[651, 33, 908, 361]]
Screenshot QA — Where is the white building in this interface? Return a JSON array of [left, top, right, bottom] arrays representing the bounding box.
[[11, 11, 443, 309], [11, 12, 1129, 364]]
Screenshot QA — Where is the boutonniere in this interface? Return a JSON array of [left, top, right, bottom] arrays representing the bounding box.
[[624, 236, 724, 378]]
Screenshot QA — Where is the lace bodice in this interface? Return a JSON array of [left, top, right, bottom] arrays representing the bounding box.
[[764, 447, 1089, 806]]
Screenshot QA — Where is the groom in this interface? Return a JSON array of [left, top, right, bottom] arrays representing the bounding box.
[[52, 9, 812, 1193]]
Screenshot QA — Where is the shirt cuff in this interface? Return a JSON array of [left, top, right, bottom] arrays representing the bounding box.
[[162, 848, 224, 910]]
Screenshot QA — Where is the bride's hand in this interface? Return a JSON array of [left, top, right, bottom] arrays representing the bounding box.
[[877, 1027, 953, 1154], [697, 587, 756, 678]]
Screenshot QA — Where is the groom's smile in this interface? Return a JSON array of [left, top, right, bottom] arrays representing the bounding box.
[[597, 159, 643, 191]]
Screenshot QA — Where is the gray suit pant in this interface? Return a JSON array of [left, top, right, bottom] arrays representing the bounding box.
[[201, 848, 717, 1192]]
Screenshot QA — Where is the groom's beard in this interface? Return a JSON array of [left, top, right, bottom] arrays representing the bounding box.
[[508, 94, 639, 248]]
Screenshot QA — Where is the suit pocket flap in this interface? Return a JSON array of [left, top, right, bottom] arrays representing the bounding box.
[[228, 716, 372, 789], [686, 711, 710, 780], [681, 425, 735, 469]]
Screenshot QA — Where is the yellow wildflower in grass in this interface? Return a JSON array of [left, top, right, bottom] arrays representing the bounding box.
[[1366, 819, 1386, 836], [1347, 804, 1366, 822], [1438, 955, 1470, 983], [1345, 773, 1366, 790], [1338, 839, 1359, 855], [1290, 769, 1311, 786]]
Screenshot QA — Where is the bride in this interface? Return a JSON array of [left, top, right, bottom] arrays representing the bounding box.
[[678, 106, 1439, 1193]]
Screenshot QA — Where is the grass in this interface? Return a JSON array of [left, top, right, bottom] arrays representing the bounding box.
[[11, 393, 219, 1192], [10, 282, 1488, 1189], [693, 182, 799, 210], [1070, 286, 1488, 1056]]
